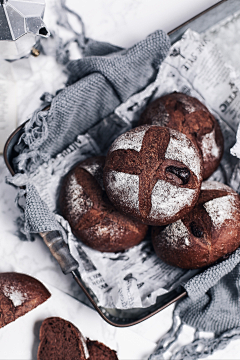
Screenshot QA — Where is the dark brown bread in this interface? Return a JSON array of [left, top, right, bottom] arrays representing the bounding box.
[[0, 272, 50, 328], [87, 339, 118, 360], [58, 156, 148, 252], [37, 317, 119, 360], [37, 317, 89, 360], [139, 92, 224, 180], [152, 181, 240, 269], [104, 125, 203, 226]]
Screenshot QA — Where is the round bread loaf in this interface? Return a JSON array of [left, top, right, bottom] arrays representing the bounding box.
[[58, 156, 148, 252], [103, 125, 203, 226], [139, 92, 224, 180], [0, 272, 50, 328], [152, 181, 240, 269]]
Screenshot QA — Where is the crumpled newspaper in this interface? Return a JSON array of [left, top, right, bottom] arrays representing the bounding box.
[[24, 23, 240, 309]]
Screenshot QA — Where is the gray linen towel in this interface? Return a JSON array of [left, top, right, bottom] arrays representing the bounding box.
[[13, 29, 170, 174], [7, 10, 240, 359]]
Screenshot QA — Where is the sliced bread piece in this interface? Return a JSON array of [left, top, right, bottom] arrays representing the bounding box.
[[0, 272, 51, 328]]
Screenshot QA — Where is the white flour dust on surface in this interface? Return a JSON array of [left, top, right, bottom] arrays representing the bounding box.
[[204, 195, 238, 229], [201, 181, 233, 192], [159, 220, 190, 248], [151, 105, 169, 126], [3, 285, 28, 307], [80, 163, 101, 178], [200, 129, 221, 162], [109, 125, 151, 153], [180, 96, 203, 113], [86, 222, 124, 239], [80, 162, 104, 189], [66, 174, 93, 222], [165, 129, 202, 180], [149, 180, 196, 221], [105, 170, 140, 213]]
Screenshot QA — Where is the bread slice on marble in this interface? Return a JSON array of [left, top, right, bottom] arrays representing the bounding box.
[[0, 272, 51, 328], [37, 317, 89, 360], [87, 339, 118, 360], [37, 317, 118, 360]]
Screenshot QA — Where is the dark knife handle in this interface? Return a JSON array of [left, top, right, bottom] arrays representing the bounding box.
[[40, 230, 79, 275]]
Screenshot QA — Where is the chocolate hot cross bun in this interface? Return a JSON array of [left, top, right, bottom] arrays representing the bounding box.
[[139, 92, 224, 180], [103, 125, 203, 226], [58, 156, 148, 252], [152, 181, 240, 269]]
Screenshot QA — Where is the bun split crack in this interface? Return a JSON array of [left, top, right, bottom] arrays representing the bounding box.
[[152, 181, 240, 269], [104, 125, 203, 226]]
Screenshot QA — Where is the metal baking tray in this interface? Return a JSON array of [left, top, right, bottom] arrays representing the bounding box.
[[3, 0, 237, 327]]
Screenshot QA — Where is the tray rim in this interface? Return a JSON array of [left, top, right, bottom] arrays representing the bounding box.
[[3, 119, 188, 327], [3, 0, 231, 327], [168, 0, 227, 38]]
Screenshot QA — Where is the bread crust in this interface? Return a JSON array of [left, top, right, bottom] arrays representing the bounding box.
[[58, 156, 148, 252], [152, 181, 240, 269], [104, 125, 203, 226], [37, 317, 88, 360], [0, 272, 50, 328], [37, 317, 119, 360], [139, 92, 224, 180], [87, 339, 118, 360]]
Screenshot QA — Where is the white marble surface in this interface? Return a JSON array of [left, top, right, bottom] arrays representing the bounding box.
[[2, 0, 240, 359]]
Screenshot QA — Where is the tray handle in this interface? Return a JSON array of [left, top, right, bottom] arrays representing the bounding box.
[[40, 230, 79, 274]]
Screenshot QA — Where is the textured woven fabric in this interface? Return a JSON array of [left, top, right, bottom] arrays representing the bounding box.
[[13, 30, 170, 173], [150, 262, 240, 360], [7, 22, 240, 360], [24, 183, 66, 238], [183, 247, 240, 302], [178, 262, 240, 333], [10, 29, 171, 241]]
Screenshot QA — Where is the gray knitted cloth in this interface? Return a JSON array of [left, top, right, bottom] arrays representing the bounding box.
[[149, 249, 240, 360], [10, 29, 170, 239], [7, 13, 240, 360], [14, 30, 169, 173]]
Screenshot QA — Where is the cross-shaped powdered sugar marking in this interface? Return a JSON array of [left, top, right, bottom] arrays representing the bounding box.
[[105, 126, 202, 221]]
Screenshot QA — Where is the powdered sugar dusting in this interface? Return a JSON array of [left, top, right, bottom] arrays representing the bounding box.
[[67, 174, 93, 220], [150, 102, 170, 126], [160, 220, 190, 248], [110, 125, 151, 153], [105, 170, 140, 213], [80, 163, 104, 189], [180, 96, 203, 113], [88, 222, 124, 239], [3, 285, 28, 307], [204, 195, 238, 229], [201, 181, 234, 192], [92, 224, 117, 237], [200, 129, 221, 161], [149, 180, 196, 220], [80, 163, 101, 178], [165, 129, 202, 180]]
